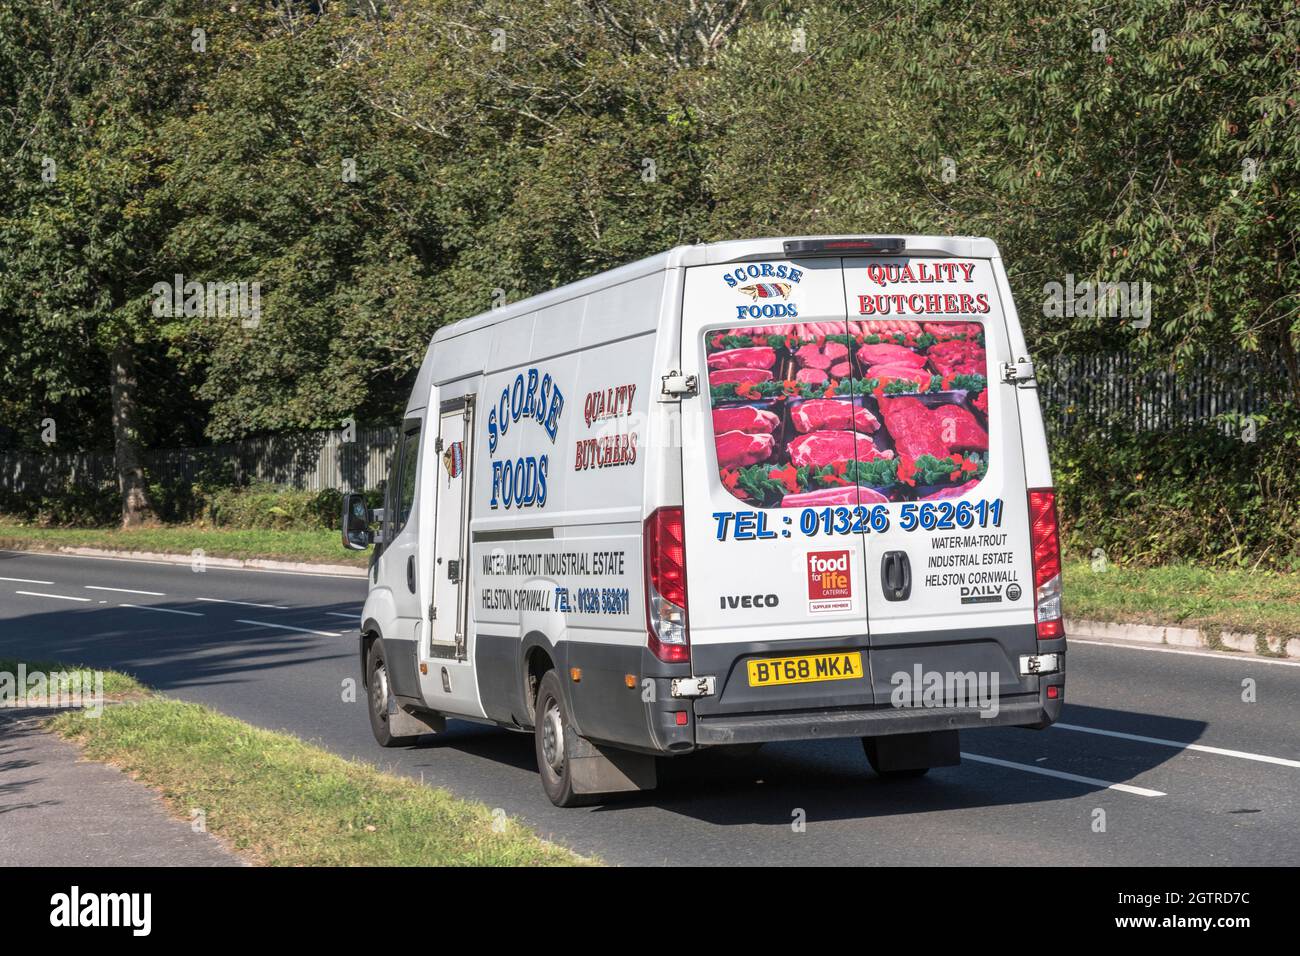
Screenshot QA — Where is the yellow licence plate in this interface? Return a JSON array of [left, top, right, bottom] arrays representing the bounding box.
[[747, 652, 863, 687]]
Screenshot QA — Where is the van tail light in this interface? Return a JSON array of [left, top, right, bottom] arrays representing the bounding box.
[[645, 506, 690, 663], [1028, 489, 1064, 641]]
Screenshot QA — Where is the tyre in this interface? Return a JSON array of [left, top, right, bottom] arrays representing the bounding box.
[[533, 669, 590, 807], [367, 638, 420, 747]]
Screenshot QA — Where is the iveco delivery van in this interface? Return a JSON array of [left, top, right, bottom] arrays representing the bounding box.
[[342, 235, 1065, 807]]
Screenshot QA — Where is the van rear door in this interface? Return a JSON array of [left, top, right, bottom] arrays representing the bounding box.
[[841, 255, 1039, 709], [680, 257, 879, 719]]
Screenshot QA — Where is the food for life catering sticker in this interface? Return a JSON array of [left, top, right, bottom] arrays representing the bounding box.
[[807, 550, 853, 613]]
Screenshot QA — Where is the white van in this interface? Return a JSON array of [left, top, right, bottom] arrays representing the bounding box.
[[343, 235, 1066, 807]]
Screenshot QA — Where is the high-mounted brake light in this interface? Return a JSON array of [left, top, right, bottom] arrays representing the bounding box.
[[782, 237, 905, 257], [1028, 489, 1064, 641], [645, 506, 689, 663]]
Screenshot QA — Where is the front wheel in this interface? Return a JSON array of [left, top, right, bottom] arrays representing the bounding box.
[[533, 669, 591, 807], [367, 639, 419, 747]]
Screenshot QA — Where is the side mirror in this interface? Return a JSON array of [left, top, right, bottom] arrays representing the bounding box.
[[342, 492, 373, 551]]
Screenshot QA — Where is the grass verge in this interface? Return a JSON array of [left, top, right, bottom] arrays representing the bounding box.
[[1063, 561, 1300, 641], [0, 520, 366, 567], [0, 658, 149, 702], [23, 664, 585, 866]]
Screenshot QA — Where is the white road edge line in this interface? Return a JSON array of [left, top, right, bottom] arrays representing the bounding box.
[[960, 752, 1166, 797], [1053, 723, 1300, 769], [119, 603, 204, 617], [1071, 637, 1300, 668], [0, 576, 54, 585], [195, 597, 290, 610], [14, 590, 91, 603], [85, 585, 165, 596], [324, 612, 360, 619], [236, 619, 342, 638]]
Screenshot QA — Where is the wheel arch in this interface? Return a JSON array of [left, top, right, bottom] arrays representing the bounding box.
[[359, 619, 383, 688]]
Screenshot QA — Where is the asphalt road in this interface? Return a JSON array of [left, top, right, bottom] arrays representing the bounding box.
[[2, 548, 1297, 866]]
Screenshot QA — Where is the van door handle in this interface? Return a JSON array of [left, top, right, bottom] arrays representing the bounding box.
[[406, 555, 416, 593], [881, 551, 911, 601]]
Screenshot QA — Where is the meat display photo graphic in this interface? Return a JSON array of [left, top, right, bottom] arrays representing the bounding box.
[[707, 320, 990, 507]]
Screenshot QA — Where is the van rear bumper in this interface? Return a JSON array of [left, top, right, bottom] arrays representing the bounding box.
[[694, 695, 1054, 746]]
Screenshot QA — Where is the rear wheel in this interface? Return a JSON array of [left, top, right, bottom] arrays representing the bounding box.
[[533, 669, 590, 807], [367, 639, 419, 747]]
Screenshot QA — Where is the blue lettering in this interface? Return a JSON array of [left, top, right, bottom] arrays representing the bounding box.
[[538, 375, 552, 424], [524, 369, 539, 418], [510, 373, 525, 421], [544, 385, 564, 441]]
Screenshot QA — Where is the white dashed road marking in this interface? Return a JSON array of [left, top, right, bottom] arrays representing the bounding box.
[[85, 585, 165, 596], [0, 577, 54, 585], [235, 619, 341, 638], [195, 597, 290, 610], [118, 603, 204, 617], [14, 590, 91, 603], [1053, 723, 1300, 769], [960, 752, 1166, 797]]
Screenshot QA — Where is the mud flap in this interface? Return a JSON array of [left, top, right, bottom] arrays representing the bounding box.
[[866, 729, 960, 771], [566, 733, 658, 795], [390, 703, 446, 738]]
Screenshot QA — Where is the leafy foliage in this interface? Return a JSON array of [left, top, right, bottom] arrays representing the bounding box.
[[1, 0, 1295, 559]]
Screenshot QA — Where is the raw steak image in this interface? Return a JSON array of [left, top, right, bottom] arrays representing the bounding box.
[[830, 362, 851, 378], [795, 367, 828, 386], [713, 405, 781, 435], [709, 367, 773, 387], [790, 399, 880, 434], [867, 364, 932, 389], [928, 339, 985, 377], [714, 430, 775, 469], [879, 397, 989, 461], [707, 346, 777, 371], [788, 430, 878, 467], [823, 341, 849, 361], [795, 344, 832, 369], [938, 406, 989, 453], [781, 485, 889, 507], [877, 397, 950, 460], [855, 442, 895, 462], [857, 343, 926, 368]]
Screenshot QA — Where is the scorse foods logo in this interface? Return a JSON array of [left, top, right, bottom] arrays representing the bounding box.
[[724, 262, 803, 320], [486, 367, 564, 510]]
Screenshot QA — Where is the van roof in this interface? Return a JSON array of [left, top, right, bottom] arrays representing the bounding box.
[[430, 234, 1001, 345]]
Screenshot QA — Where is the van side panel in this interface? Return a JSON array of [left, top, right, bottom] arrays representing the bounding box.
[[463, 269, 684, 750]]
